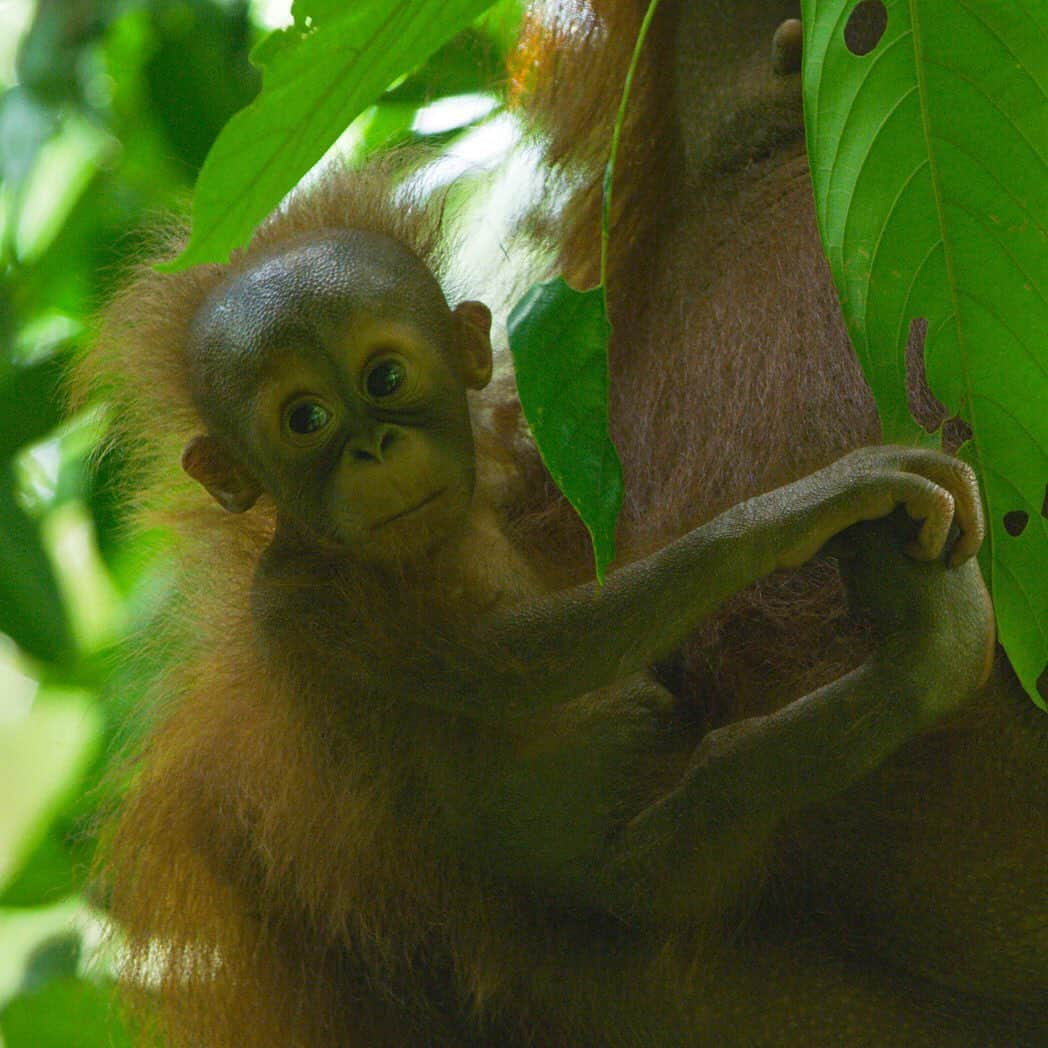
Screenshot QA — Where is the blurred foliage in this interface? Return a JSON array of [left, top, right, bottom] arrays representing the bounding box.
[[172, 0, 501, 267], [0, 1, 522, 1042]]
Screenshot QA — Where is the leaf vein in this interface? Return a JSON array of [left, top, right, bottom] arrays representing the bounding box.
[[954, 0, 1048, 97], [922, 56, 1048, 174], [824, 31, 915, 228], [894, 237, 943, 352], [838, 87, 920, 269], [910, 0, 977, 501], [969, 393, 1048, 458], [955, 289, 1048, 382], [947, 198, 1048, 313]]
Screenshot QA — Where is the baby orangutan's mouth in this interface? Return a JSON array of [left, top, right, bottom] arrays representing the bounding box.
[[374, 488, 446, 529]]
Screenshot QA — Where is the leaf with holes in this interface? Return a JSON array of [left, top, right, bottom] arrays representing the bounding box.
[[508, 279, 623, 584], [803, 0, 1048, 707], [166, 0, 496, 270]]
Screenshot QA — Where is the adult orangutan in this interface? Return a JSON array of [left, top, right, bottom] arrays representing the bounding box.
[[512, 0, 1047, 1032]]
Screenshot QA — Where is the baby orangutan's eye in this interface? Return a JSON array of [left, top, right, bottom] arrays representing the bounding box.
[[364, 359, 406, 400], [285, 400, 332, 437]]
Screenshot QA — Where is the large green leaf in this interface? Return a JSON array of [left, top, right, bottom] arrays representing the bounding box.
[[170, 0, 496, 269], [508, 280, 623, 583], [803, 0, 1048, 706]]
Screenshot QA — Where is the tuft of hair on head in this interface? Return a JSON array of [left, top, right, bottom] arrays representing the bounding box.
[[250, 152, 452, 285]]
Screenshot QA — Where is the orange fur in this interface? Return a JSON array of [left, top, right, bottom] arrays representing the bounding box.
[[83, 160, 505, 1045]]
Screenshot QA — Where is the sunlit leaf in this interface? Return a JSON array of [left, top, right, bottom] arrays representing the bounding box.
[[12, 114, 113, 264], [803, 0, 1048, 706], [169, 0, 496, 269], [0, 693, 101, 894], [508, 279, 623, 583]]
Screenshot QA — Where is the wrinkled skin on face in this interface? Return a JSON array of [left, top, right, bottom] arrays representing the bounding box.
[[181, 231, 493, 563]]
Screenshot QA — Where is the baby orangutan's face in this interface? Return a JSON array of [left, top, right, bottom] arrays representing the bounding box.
[[181, 231, 493, 563]]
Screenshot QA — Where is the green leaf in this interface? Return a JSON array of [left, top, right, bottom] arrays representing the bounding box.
[[0, 830, 76, 908], [803, 0, 1048, 707], [0, 352, 66, 461], [0, 693, 101, 895], [1, 978, 130, 1048], [169, 0, 496, 269], [0, 468, 73, 665], [508, 279, 623, 583], [382, 30, 505, 105]]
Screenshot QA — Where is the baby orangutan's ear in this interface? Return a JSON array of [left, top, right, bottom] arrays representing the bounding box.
[[452, 300, 493, 390], [181, 435, 262, 513]]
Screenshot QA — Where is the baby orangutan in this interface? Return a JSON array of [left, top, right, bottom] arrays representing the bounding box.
[[91, 175, 997, 1045]]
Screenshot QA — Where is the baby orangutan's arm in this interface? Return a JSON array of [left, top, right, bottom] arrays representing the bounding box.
[[450, 508, 993, 924], [414, 446, 985, 720], [588, 512, 994, 922]]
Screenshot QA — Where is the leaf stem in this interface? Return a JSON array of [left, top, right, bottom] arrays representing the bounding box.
[[600, 0, 663, 289]]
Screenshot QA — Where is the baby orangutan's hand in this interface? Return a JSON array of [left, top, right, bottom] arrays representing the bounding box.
[[770, 446, 984, 572]]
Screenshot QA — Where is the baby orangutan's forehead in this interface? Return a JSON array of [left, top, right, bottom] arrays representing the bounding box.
[[185, 230, 453, 429], [191, 230, 450, 363]]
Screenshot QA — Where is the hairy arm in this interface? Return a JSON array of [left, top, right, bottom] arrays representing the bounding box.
[[527, 516, 994, 923], [395, 447, 983, 719]]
